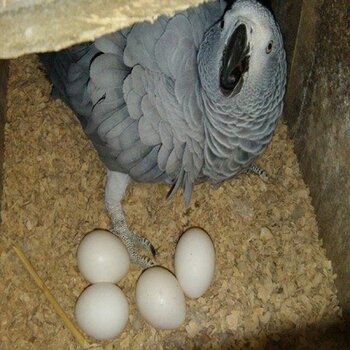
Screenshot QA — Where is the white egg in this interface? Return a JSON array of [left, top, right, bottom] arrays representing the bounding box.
[[175, 227, 215, 298], [77, 230, 130, 283], [136, 266, 186, 329], [75, 283, 129, 340]]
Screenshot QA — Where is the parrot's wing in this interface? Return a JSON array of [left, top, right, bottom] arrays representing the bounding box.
[[121, 5, 222, 204], [83, 29, 158, 179], [85, 3, 223, 205]]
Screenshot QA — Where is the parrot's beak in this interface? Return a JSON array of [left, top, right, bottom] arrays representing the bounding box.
[[220, 24, 250, 97]]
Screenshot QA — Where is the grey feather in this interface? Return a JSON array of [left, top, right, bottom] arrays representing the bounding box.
[[90, 54, 128, 88], [138, 116, 161, 146], [157, 145, 172, 171], [165, 148, 181, 175], [159, 122, 173, 151], [129, 145, 162, 180], [117, 141, 154, 167], [95, 31, 128, 56]]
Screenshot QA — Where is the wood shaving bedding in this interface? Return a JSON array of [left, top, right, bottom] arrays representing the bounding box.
[[0, 55, 346, 349]]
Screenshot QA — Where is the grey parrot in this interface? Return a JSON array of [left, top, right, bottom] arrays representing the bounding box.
[[41, 0, 287, 267]]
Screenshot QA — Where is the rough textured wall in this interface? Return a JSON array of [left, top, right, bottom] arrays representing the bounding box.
[[0, 60, 9, 219], [283, 0, 350, 322], [0, 0, 209, 58], [270, 0, 302, 76]]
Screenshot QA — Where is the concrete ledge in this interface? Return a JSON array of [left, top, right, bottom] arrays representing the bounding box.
[[0, 0, 208, 59]]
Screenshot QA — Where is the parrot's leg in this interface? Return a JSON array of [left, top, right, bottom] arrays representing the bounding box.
[[105, 170, 155, 269], [246, 163, 269, 181]]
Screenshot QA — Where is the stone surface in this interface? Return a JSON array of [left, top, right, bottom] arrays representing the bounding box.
[[0, 60, 8, 220], [271, 0, 302, 76], [283, 0, 350, 323], [0, 0, 208, 59]]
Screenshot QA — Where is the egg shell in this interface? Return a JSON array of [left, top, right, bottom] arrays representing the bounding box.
[[175, 227, 215, 298], [136, 266, 186, 329], [77, 230, 130, 283], [75, 283, 129, 340]]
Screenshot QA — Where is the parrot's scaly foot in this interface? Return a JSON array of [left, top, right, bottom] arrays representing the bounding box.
[[246, 163, 269, 182], [109, 203, 156, 269], [105, 171, 156, 269], [114, 229, 155, 269]]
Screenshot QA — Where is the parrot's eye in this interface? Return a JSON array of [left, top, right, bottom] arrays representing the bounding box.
[[266, 41, 273, 54]]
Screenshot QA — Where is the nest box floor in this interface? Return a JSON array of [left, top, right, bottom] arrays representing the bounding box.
[[0, 56, 346, 349]]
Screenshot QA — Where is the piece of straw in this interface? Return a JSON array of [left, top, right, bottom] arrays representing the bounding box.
[[12, 244, 90, 349]]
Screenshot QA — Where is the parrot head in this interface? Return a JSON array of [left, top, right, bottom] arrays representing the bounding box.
[[219, 0, 286, 98], [199, 0, 286, 108]]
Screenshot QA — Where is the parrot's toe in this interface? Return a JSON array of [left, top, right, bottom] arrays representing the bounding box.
[[129, 249, 155, 269], [246, 163, 269, 182], [132, 232, 157, 257], [112, 227, 156, 269]]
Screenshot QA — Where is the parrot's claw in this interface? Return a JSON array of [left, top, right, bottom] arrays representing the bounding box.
[[112, 226, 156, 269], [131, 253, 154, 269], [132, 232, 157, 257], [108, 202, 156, 269], [246, 163, 269, 182]]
